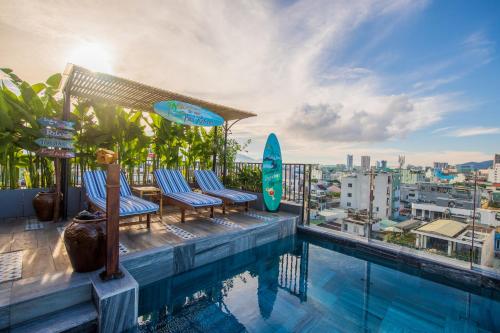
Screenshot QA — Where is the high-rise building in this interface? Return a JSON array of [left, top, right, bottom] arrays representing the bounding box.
[[488, 153, 500, 184], [376, 160, 388, 170], [433, 162, 449, 170], [340, 171, 396, 219], [347, 154, 353, 171], [361, 156, 370, 171], [398, 155, 405, 169]]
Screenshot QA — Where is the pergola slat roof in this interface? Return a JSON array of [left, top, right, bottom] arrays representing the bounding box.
[[60, 64, 256, 121]]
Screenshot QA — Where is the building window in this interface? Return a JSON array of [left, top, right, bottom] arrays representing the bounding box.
[[347, 202, 351, 207], [348, 193, 352, 197], [353, 226, 359, 233], [376, 207, 379, 212], [343, 224, 348, 231], [348, 183, 352, 188]]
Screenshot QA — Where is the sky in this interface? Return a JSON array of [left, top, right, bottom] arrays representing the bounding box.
[[1, 0, 499, 167]]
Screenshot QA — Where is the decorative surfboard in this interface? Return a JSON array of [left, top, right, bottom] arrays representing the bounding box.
[[37, 148, 75, 159], [40, 128, 74, 140], [35, 137, 74, 149], [37, 117, 75, 131], [262, 133, 282, 212], [153, 100, 224, 127]]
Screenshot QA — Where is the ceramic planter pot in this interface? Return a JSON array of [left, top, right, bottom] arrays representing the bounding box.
[[32, 191, 57, 221], [64, 215, 106, 272]]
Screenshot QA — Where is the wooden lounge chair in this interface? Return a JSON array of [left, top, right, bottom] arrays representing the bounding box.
[[153, 169, 222, 223], [83, 170, 159, 228], [194, 170, 258, 214]]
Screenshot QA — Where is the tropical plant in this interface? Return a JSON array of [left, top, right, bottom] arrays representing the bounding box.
[[0, 69, 250, 189]]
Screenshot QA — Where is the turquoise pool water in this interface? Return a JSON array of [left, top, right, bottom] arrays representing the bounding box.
[[137, 236, 500, 332]]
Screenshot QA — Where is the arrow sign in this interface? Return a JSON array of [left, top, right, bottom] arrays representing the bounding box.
[[37, 148, 75, 159], [38, 117, 75, 131], [40, 128, 74, 140], [35, 137, 74, 149]]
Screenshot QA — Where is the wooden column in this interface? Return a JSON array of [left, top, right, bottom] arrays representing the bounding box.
[[53, 158, 61, 222], [100, 163, 124, 280], [60, 86, 71, 219], [212, 126, 218, 172]]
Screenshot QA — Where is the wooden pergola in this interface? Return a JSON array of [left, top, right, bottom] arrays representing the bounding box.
[[59, 63, 257, 218]]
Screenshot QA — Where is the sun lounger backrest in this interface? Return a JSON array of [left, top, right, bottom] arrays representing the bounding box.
[[84, 170, 132, 198], [194, 170, 225, 192], [119, 172, 132, 196], [154, 169, 191, 194], [83, 170, 106, 199]]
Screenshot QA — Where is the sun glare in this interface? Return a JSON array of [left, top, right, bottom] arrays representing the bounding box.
[[68, 42, 113, 73]]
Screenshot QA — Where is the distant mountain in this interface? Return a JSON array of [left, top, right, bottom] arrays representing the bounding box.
[[235, 154, 260, 163], [456, 160, 493, 170]]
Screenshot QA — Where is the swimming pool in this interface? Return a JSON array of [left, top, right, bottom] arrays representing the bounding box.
[[136, 235, 500, 332]]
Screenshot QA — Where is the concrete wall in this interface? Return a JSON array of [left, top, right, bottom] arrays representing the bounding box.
[[0, 187, 86, 219]]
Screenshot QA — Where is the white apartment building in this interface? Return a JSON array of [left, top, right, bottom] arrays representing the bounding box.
[[488, 164, 500, 184], [486, 153, 500, 184], [340, 172, 394, 219], [361, 156, 371, 171], [411, 202, 500, 227]]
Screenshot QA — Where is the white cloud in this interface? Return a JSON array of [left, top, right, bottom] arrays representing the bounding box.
[[448, 127, 500, 137], [0, 0, 491, 164]]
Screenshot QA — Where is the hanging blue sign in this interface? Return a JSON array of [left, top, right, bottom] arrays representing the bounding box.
[[40, 128, 74, 140], [37, 118, 75, 131], [154, 100, 224, 127], [262, 133, 282, 212], [35, 137, 74, 149]]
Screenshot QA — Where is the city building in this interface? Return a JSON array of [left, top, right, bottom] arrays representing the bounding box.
[[433, 162, 449, 170], [411, 203, 500, 227], [361, 156, 370, 171], [488, 154, 500, 184], [412, 219, 494, 265], [376, 160, 388, 170], [400, 168, 426, 184], [340, 171, 396, 219], [346, 154, 353, 171], [412, 182, 479, 209]]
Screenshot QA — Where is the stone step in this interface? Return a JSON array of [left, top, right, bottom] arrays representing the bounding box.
[[10, 301, 97, 333], [4, 272, 93, 328]]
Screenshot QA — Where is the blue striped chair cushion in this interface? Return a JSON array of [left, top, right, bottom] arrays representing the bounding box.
[[119, 172, 132, 196], [166, 192, 222, 207], [194, 170, 257, 203], [206, 189, 258, 203], [194, 170, 224, 191], [83, 171, 105, 198], [83, 170, 132, 198], [87, 195, 159, 216], [84, 170, 158, 216], [154, 169, 191, 194]]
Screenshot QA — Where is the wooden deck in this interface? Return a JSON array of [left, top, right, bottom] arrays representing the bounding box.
[[0, 207, 276, 285]]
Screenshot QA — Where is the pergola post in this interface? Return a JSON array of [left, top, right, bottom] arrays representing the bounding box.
[[212, 126, 217, 172], [222, 122, 228, 185], [60, 83, 71, 219]]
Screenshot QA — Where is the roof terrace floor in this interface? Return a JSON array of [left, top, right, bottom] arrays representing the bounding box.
[[0, 207, 288, 286]]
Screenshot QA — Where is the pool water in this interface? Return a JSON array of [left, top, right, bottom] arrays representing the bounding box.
[[136, 235, 500, 332]]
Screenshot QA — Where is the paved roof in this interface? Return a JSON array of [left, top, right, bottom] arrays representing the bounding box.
[[415, 219, 468, 238]]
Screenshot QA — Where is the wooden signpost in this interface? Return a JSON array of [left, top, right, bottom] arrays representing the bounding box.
[[40, 128, 74, 140], [37, 148, 75, 159], [35, 118, 75, 222], [35, 138, 74, 149], [38, 117, 75, 131]]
